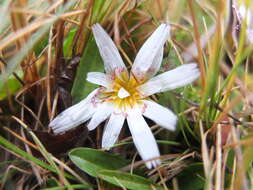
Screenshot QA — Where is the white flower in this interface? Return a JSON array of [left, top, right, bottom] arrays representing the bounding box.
[[234, 3, 253, 44], [49, 23, 200, 169]]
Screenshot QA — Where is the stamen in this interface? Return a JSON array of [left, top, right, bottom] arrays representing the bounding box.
[[118, 87, 130, 99]]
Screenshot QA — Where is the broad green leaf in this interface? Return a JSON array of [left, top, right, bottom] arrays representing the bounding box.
[[98, 170, 163, 190], [71, 37, 104, 103], [69, 148, 129, 177]]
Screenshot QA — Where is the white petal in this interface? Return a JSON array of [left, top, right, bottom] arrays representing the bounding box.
[[131, 24, 170, 81], [137, 63, 200, 97], [92, 24, 127, 74], [127, 108, 160, 169], [102, 113, 125, 149], [50, 88, 99, 134], [239, 5, 253, 26], [148, 46, 164, 78], [142, 100, 177, 131], [87, 72, 112, 88], [87, 102, 114, 131]]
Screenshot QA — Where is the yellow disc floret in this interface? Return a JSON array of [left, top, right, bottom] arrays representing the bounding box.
[[101, 71, 145, 111]]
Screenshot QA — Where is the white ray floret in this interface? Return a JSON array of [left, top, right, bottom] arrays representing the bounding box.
[[127, 107, 161, 169], [50, 89, 99, 134], [86, 72, 112, 88], [102, 112, 125, 149], [137, 63, 200, 97], [49, 23, 200, 169], [131, 24, 170, 80], [142, 100, 177, 131], [92, 24, 127, 75], [87, 102, 114, 131]]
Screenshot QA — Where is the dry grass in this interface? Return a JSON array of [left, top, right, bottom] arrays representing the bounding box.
[[0, 0, 253, 189]]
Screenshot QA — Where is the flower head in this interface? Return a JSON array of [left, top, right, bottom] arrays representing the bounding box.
[[49, 23, 200, 169], [232, 3, 253, 44]]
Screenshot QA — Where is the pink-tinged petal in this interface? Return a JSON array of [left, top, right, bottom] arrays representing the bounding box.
[[50, 88, 99, 134], [92, 24, 127, 74], [131, 24, 170, 81], [87, 102, 114, 131], [87, 72, 112, 88], [137, 63, 200, 97], [127, 108, 160, 169], [142, 100, 177, 131], [102, 112, 125, 149]]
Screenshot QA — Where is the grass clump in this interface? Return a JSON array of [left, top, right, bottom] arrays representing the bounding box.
[[0, 0, 253, 189]]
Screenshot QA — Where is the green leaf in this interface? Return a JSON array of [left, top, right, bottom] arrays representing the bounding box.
[[71, 37, 104, 103], [69, 148, 129, 177], [90, 1, 124, 24], [0, 135, 55, 172], [0, 135, 90, 183], [0, 75, 21, 100], [90, 0, 108, 23], [177, 163, 205, 190], [41, 184, 91, 190], [46, 178, 58, 188], [242, 142, 253, 172], [63, 28, 77, 57], [34, 33, 49, 56], [98, 170, 163, 190]]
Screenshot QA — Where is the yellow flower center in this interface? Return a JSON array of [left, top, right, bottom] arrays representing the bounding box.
[[101, 71, 145, 111]]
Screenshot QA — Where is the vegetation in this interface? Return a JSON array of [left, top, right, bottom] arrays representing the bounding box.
[[0, 0, 253, 189]]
